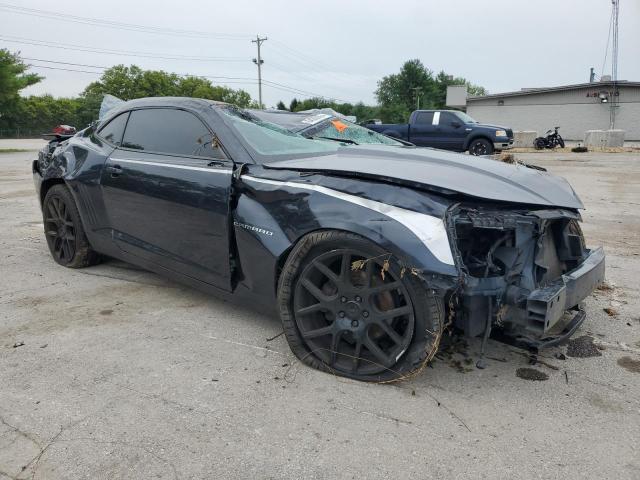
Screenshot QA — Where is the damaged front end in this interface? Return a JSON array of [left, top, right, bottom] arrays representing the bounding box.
[[448, 205, 605, 350]]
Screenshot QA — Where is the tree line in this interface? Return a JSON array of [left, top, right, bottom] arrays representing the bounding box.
[[0, 49, 486, 136]]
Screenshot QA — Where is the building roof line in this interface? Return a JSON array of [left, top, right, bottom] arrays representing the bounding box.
[[468, 80, 640, 101]]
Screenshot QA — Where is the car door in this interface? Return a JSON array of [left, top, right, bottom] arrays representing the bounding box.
[[436, 112, 468, 151], [99, 107, 233, 291], [406, 111, 437, 147]]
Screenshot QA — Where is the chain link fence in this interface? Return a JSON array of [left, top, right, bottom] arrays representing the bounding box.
[[0, 128, 44, 139]]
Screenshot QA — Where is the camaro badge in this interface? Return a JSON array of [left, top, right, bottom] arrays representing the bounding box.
[[233, 221, 274, 236]]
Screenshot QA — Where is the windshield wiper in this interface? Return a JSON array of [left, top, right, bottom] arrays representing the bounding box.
[[309, 136, 359, 145]]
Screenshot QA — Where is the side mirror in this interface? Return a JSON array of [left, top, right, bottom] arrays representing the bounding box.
[[451, 121, 461, 128]]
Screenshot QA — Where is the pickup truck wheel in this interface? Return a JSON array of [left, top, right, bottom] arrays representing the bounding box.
[[42, 184, 100, 268], [469, 138, 493, 156], [277, 230, 443, 382]]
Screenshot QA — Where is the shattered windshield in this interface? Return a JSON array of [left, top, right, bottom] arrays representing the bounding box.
[[248, 110, 403, 146], [304, 119, 403, 146], [218, 107, 339, 162]]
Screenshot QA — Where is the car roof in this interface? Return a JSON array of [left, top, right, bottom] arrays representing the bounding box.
[[100, 97, 231, 126], [118, 96, 229, 109]]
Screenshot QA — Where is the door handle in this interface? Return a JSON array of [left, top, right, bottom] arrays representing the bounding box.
[[106, 164, 123, 176]]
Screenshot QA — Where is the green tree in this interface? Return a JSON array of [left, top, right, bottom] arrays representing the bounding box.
[[276, 100, 287, 110], [432, 71, 487, 108], [289, 98, 299, 112], [374, 59, 486, 122], [0, 49, 42, 128], [79, 65, 256, 122]]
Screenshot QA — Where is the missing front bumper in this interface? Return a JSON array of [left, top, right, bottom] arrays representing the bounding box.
[[526, 247, 605, 335]]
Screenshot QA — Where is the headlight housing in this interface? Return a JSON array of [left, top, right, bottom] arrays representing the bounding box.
[[495, 130, 507, 137]]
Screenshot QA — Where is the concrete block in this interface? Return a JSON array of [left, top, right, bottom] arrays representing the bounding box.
[[606, 129, 625, 147], [584, 130, 607, 147], [584, 129, 626, 147], [513, 131, 537, 148]]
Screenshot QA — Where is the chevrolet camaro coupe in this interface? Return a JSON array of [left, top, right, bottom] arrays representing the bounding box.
[[33, 97, 605, 381]]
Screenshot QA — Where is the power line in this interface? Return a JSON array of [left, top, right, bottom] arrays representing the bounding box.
[[27, 64, 260, 85], [22, 58, 259, 82], [0, 35, 247, 62], [601, 7, 614, 77], [28, 64, 103, 75], [0, 3, 252, 40], [24, 60, 356, 99], [270, 39, 336, 72], [27, 62, 349, 100]]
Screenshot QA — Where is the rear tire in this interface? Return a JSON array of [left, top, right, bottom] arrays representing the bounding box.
[[277, 230, 443, 382], [534, 137, 546, 150], [469, 138, 493, 156], [42, 184, 100, 268]]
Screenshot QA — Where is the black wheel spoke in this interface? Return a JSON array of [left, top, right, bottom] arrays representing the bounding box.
[[363, 336, 393, 368], [301, 278, 331, 302], [340, 252, 350, 282], [377, 305, 411, 321], [351, 340, 362, 373], [296, 303, 324, 316], [51, 198, 63, 220], [369, 280, 401, 294], [329, 330, 342, 366], [374, 320, 404, 345], [301, 324, 333, 340], [61, 239, 71, 260], [364, 260, 373, 288], [54, 237, 63, 259], [46, 203, 59, 223], [45, 230, 58, 238], [313, 260, 338, 283]]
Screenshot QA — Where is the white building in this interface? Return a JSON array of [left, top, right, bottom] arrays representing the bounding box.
[[463, 80, 640, 141]]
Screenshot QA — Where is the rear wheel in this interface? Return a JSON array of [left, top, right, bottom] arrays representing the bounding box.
[[42, 184, 100, 268], [534, 137, 546, 150], [469, 138, 493, 156], [277, 230, 443, 382]]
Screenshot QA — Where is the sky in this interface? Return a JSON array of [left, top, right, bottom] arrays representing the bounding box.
[[2, 0, 639, 108]]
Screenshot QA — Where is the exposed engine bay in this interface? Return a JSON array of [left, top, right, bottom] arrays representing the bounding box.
[[449, 206, 605, 350]]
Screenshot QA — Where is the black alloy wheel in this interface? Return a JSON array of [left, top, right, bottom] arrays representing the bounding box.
[[293, 248, 415, 376], [42, 184, 99, 268], [44, 194, 76, 264], [278, 231, 443, 382], [469, 138, 493, 156]]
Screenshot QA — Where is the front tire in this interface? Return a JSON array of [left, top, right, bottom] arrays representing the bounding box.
[[42, 184, 100, 268], [469, 138, 493, 156], [556, 136, 565, 148], [277, 230, 443, 382]]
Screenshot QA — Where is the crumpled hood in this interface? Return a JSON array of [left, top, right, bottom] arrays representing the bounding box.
[[264, 145, 583, 209]]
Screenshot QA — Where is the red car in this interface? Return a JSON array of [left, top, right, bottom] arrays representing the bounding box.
[[52, 124, 77, 135]]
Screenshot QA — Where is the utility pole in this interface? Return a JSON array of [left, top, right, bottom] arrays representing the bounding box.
[[610, 0, 619, 129], [411, 87, 423, 110], [589, 67, 595, 83], [252, 35, 267, 109]]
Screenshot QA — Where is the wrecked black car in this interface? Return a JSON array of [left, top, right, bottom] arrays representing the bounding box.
[[32, 97, 605, 382]]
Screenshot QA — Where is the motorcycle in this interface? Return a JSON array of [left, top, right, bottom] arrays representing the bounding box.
[[534, 126, 565, 149]]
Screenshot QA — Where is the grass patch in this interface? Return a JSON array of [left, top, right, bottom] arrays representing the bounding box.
[[0, 148, 30, 153]]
